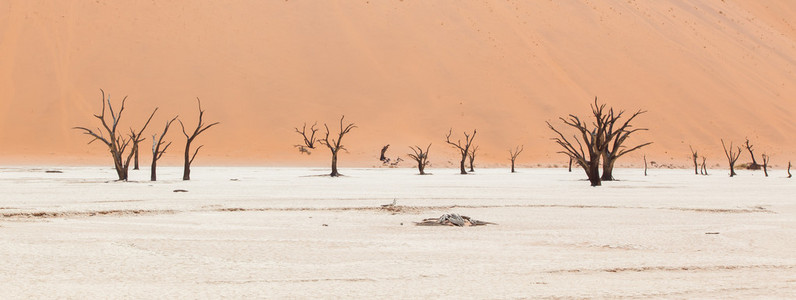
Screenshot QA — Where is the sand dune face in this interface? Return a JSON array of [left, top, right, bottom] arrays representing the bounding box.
[[1, 1, 795, 167]]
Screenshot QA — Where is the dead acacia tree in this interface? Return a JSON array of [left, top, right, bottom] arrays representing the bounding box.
[[150, 116, 178, 181], [407, 144, 431, 175], [445, 129, 477, 175], [721, 139, 742, 177], [762, 153, 770, 177], [700, 156, 708, 175], [74, 89, 157, 181], [788, 161, 792, 178], [643, 155, 648, 176], [744, 138, 761, 170], [547, 102, 610, 186], [178, 98, 220, 181], [294, 122, 318, 155], [319, 115, 356, 177], [689, 146, 699, 175], [509, 145, 524, 173], [467, 145, 479, 172], [599, 104, 652, 181], [380, 144, 390, 162]]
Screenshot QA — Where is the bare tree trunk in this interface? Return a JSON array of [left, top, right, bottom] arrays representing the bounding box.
[[722, 139, 741, 177], [788, 161, 792, 178], [467, 146, 478, 173], [744, 138, 761, 169], [762, 154, 769, 177], [587, 160, 601, 186], [700, 157, 708, 175], [379, 144, 389, 162], [568, 157, 573, 172], [183, 141, 192, 180], [600, 155, 616, 181], [133, 143, 140, 170], [330, 151, 339, 176], [150, 158, 158, 181], [643, 155, 647, 176], [445, 129, 476, 175], [690, 146, 698, 175], [459, 156, 467, 175]]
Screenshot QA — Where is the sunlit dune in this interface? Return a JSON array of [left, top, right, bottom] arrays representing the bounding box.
[[1, 0, 795, 167]]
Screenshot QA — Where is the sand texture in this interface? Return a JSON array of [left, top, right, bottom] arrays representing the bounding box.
[[1, 166, 794, 298]]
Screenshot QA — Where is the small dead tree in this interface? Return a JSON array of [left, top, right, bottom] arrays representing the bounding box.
[[407, 144, 431, 175], [599, 105, 652, 181], [643, 155, 648, 176], [467, 145, 479, 172], [380, 144, 390, 162], [178, 98, 220, 181], [788, 161, 792, 178], [547, 102, 610, 186], [700, 156, 708, 175], [744, 138, 761, 169], [445, 129, 477, 175], [294, 122, 318, 155], [151, 116, 178, 181], [509, 145, 524, 173], [74, 89, 157, 181], [761, 153, 770, 177], [721, 139, 742, 177], [319, 115, 356, 177], [689, 146, 699, 175]]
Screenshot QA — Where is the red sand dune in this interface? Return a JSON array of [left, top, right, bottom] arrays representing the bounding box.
[[1, 0, 795, 168]]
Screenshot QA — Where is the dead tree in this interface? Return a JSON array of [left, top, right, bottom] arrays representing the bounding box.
[[700, 157, 708, 175], [467, 145, 479, 172], [599, 103, 652, 181], [568, 157, 573, 172], [380, 144, 390, 162], [178, 98, 219, 181], [689, 146, 699, 175], [643, 155, 648, 176], [319, 115, 356, 177], [744, 138, 761, 169], [445, 129, 477, 175], [721, 139, 742, 177], [131, 132, 144, 170], [547, 102, 611, 186], [294, 122, 318, 155], [151, 116, 178, 181], [761, 153, 770, 177], [788, 161, 792, 178], [407, 144, 431, 175], [509, 145, 524, 173], [73, 89, 157, 181]]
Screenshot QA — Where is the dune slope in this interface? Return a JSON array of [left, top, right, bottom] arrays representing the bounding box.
[[1, 0, 795, 166]]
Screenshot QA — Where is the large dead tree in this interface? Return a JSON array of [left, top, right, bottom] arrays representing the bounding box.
[[689, 146, 699, 175], [744, 138, 761, 169], [294, 122, 318, 155], [721, 139, 742, 177], [445, 129, 476, 175], [407, 144, 431, 175], [74, 89, 157, 181], [509, 145, 523, 173], [467, 145, 479, 172], [178, 98, 219, 181], [547, 102, 611, 186], [598, 104, 652, 181], [319, 115, 356, 177], [151, 116, 178, 181]]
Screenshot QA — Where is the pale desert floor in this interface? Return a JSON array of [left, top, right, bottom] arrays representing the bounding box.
[[0, 166, 794, 298]]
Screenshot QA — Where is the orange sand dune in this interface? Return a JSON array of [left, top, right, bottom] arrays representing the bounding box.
[[1, 0, 795, 168]]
